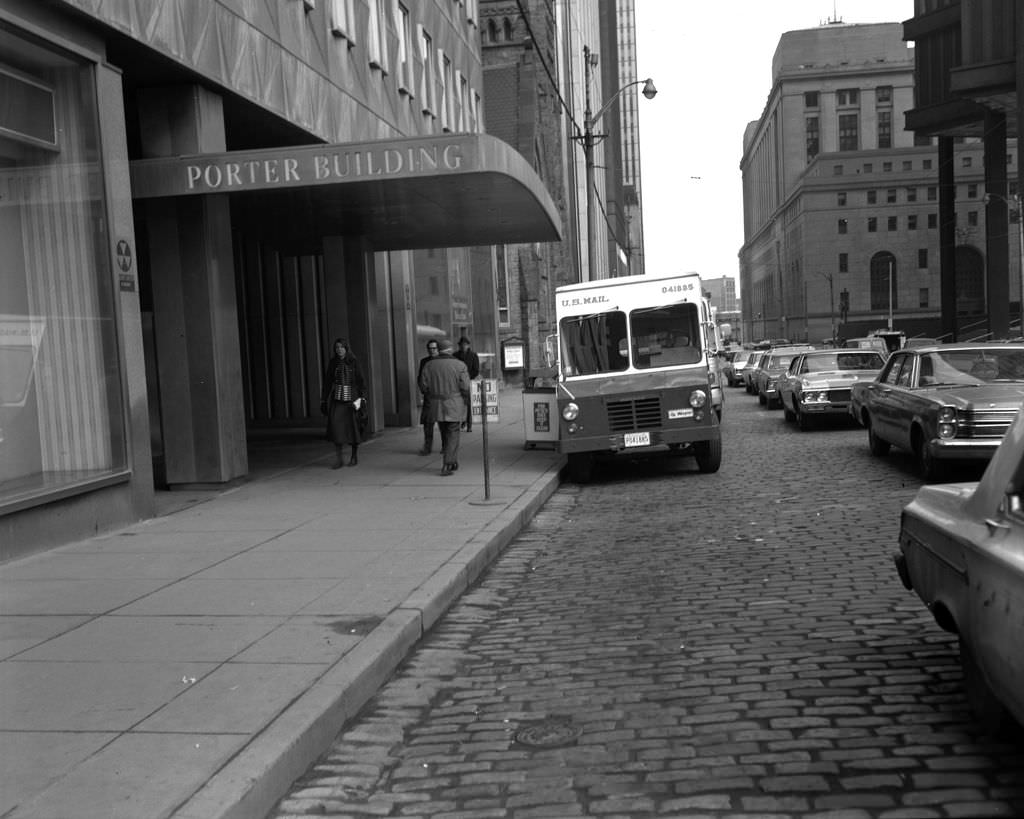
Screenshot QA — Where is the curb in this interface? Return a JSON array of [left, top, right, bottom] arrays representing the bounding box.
[[173, 460, 564, 819]]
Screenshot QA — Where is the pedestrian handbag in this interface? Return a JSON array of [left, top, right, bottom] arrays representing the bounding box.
[[356, 397, 369, 432]]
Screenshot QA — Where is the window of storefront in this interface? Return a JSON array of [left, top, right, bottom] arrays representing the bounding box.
[[0, 27, 126, 511]]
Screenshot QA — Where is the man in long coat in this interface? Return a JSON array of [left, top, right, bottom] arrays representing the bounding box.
[[419, 339, 471, 476]]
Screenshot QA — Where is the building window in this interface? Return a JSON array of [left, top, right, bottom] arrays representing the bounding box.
[[923, 158, 933, 169], [837, 191, 847, 206], [882, 161, 893, 172], [927, 186, 937, 201], [329, 0, 356, 43], [496, 245, 510, 326], [863, 162, 873, 173], [804, 91, 819, 108], [833, 164, 844, 175], [837, 88, 859, 106], [919, 288, 929, 308], [962, 155, 972, 168], [928, 213, 938, 228], [0, 33, 128, 509], [838, 113, 858, 151], [916, 134, 932, 147], [867, 190, 877, 204], [906, 187, 917, 202], [918, 249, 928, 268], [968, 210, 979, 226], [806, 116, 819, 160], [396, 3, 413, 94], [838, 219, 848, 234], [877, 110, 892, 148], [367, 0, 389, 70], [888, 216, 897, 231], [886, 189, 897, 204], [908, 214, 918, 230], [870, 252, 898, 310], [967, 183, 978, 199], [876, 85, 892, 104], [868, 217, 877, 233], [439, 52, 453, 129], [839, 253, 848, 273], [903, 160, 913, 171], [418, 27, 436, 115]]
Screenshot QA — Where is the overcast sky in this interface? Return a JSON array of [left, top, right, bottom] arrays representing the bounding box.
[[633, 0, 915, 291]]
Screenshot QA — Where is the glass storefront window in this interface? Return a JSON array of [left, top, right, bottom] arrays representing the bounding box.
[[0, 27, 127, 509]]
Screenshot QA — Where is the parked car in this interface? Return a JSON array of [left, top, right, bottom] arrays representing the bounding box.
[[754, 346, 815, 408], [850, 343, 1024, 480], [895, 399, 1024, 729], [723, 350, 757, 387], [778, 349, 886, 430], [744, 350, 768, 394]]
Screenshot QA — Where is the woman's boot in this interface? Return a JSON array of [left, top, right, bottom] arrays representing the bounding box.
[[332, 445, 344, 469], [348, 445, 358, 466]]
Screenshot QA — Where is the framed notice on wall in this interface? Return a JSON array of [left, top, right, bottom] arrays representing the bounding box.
[[503, 343, 524, 369]]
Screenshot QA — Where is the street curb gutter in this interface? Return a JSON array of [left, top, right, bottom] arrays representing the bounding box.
[[174, 461, 564, 819]]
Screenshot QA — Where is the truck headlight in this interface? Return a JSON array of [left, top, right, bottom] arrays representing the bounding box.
[[562, 402, 579, 421], [689, 390, 707, 408], [937, 406, 957, 439]]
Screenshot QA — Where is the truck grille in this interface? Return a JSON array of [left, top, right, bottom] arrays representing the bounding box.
[[607, 396, 662, 431], [958, 407, 1020, 439]]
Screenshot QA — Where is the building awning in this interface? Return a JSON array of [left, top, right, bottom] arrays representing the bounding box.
[[130, 133, 561, 251]]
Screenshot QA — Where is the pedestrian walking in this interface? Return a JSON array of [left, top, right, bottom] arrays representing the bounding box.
[[417, 339, 440, 455], [454, 336, 480, 431], [419, 338, 471, 476], [320, 338, 367, 469]]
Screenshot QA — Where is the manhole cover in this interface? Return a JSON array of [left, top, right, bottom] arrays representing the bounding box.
[[513, 719, 582, 748]]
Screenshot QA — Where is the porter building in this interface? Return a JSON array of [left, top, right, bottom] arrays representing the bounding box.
[[0, 0, 559, 560]]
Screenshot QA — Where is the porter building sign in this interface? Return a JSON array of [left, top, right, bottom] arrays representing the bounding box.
[[131, 135, 475, 198]]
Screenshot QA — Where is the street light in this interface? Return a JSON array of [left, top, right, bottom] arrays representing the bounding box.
[[984, 192, 1024, 333], [577, 45, 656, 279]]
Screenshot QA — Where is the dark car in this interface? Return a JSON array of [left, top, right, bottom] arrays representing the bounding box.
[[896, 400, 1024, 729], [753, 346, 815, 409], [850, 343, 1024, 480]]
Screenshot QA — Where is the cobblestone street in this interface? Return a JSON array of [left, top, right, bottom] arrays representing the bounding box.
[[270, 395, 1024, 818]]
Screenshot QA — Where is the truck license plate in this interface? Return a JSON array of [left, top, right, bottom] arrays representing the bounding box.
[[623, 432, 650, 447]]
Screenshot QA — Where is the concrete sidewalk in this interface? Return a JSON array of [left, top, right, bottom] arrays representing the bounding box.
[[0, 388, 563, 819]]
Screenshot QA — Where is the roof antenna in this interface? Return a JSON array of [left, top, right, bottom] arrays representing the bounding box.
[[827, 0, 843, 24]]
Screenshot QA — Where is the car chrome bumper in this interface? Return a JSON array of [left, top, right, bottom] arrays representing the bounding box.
[[927, 437, 1002, 461]]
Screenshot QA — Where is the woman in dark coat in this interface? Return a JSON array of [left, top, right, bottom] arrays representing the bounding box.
[[320, 338, 366, 468]]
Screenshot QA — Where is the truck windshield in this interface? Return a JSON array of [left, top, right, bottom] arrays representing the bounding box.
[[630, 303, 702, 369], [559, 311, 629, 375]]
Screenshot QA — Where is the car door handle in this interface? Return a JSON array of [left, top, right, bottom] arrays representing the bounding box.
[[984, 518, 1010, 535]]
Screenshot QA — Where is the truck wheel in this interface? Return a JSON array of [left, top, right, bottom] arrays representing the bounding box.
[[566, 453, 594, 483], [694, 438, 722, 473]]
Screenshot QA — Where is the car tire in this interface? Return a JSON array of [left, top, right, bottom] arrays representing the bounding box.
[[867, 421, 890, 456], [694, 437, 722, 473], [915, 433, 945, 482], [758, 391, 766, 406], [566, 453, 594, 484], [783, 401, 796, 422], [960, 636, 1009, 734], [797, 406, 814, 431]]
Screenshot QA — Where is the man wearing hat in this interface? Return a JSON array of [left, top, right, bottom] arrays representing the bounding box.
[[419, 339, 471, 476], [454, 336, 480, 431]]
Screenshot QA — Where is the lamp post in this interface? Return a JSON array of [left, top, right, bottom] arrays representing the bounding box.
[[984, 192, 1024, 333], [888, 259, 894, 331], [578, 45, 656, 279], [817, 271, 835, 345]]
